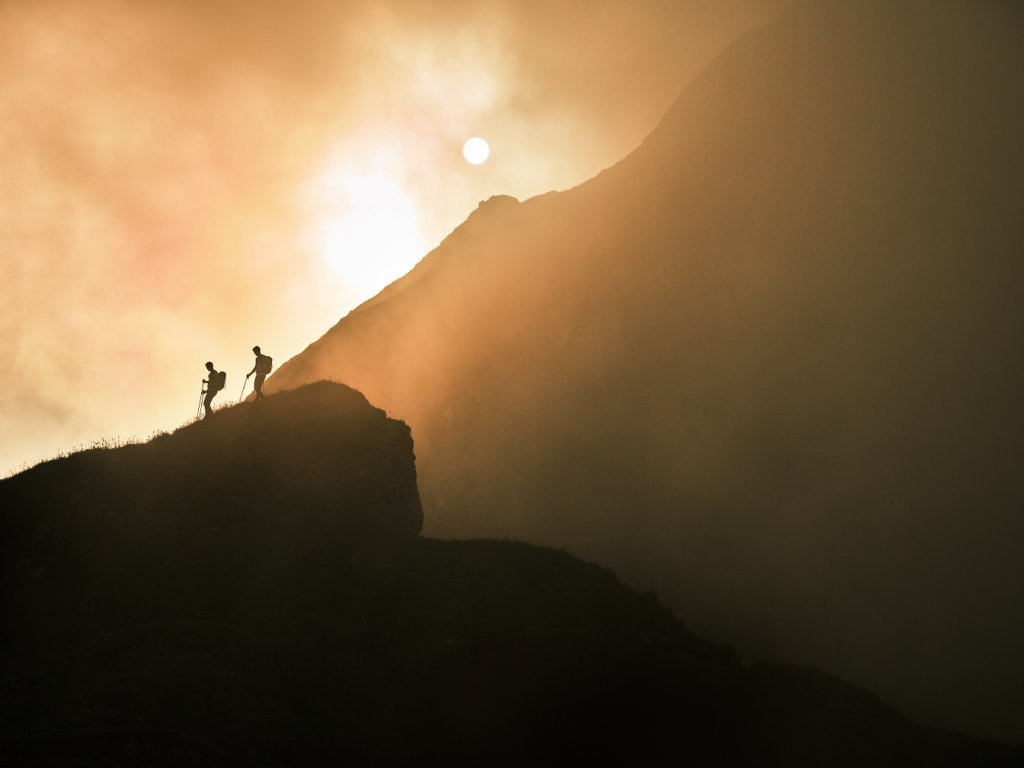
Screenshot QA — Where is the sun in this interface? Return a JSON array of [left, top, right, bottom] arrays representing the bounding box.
[[463, 137, 490, 165]]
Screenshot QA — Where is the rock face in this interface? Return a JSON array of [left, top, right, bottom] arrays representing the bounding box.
[[264, 0, 1024, 742], [0, 382, 422, 630]]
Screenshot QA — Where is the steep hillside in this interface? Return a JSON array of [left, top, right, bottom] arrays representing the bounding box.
[[264, 0, 1024, 742], [0, 383, 1017, 765], [0, 382, 421, 640]]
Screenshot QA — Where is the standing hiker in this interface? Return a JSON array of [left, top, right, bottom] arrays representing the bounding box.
[[246, 346, 273, 401], [202, 362, 226, 419]]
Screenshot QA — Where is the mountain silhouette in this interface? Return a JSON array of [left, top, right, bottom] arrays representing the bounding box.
[[1, 383, 1018, 765], [264, 0, 1024, 742]]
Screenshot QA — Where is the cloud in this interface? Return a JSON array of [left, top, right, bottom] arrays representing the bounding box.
[[0, 0, 789, 474]]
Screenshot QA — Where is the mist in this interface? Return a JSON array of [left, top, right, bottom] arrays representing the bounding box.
[[0, 0, 787, 475], [266, 0, 1024, 743], [6, 0, 1021, 747]]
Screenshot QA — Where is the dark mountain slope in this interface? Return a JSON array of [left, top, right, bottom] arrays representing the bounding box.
[[264, 0, 1024, 742], [1, 382, 421, 630], [0, 384, 1016, 765]]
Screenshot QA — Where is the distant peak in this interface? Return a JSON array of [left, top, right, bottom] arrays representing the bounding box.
[[473, 195, 519, 214], [457, 196, 521, 231]]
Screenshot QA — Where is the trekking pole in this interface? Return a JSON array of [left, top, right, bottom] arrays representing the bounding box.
[[196, 385, 204, 420], [239, 374, 250, 403]]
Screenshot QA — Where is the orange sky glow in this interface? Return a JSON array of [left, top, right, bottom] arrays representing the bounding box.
[[0, 0, 789, 475]]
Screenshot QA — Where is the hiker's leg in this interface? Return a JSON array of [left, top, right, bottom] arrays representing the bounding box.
[[254, 374, 265, 399], [204, 392, 214, 418]]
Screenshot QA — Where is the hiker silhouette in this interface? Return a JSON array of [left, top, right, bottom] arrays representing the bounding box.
[[247, 346, 273, 400], [202, 362, 225, 419]]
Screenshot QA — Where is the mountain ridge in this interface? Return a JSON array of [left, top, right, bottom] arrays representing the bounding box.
[[262, 0, 1024, 742]]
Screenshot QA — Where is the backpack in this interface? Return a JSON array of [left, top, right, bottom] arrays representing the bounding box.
[[215, 370, 227, 392], [256, 355, 273, 375]]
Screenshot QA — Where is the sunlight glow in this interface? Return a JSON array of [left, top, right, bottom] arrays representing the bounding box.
[[310, 164, 425, 299]]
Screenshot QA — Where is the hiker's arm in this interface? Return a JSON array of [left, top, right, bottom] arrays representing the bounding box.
[[247, 366, 256, 376]]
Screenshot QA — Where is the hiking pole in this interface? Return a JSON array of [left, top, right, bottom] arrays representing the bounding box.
[[239, 374, 250, 403], [197, 378, 210, 420]]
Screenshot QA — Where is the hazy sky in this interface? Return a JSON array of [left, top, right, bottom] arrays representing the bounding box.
[[0, 0, 790, 475]]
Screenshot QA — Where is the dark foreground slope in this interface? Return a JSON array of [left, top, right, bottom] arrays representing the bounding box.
[[264, 0, 1024, 742], [0, 385, 1017, 766], [0, 382, 421, 630]]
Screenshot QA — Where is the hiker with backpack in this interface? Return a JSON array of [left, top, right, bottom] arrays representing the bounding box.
[[246, 346, 273, 401], [201, 362, 226, 419]]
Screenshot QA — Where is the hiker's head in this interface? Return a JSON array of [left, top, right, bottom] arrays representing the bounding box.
[[205, 362, 214, 371], [252, 346, 261, 355]]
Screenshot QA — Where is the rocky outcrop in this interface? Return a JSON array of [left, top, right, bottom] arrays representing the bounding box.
[[0, 382, 421, 632]]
